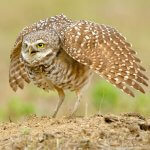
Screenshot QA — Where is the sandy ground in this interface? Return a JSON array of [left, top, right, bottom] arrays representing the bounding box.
[[0, 113, 150, 150]]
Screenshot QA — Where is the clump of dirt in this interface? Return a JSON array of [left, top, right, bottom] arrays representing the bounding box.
[[0, 113, 150, 149]]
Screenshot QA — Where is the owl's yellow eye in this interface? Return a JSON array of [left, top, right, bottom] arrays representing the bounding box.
[[36, 43, 45, 48]]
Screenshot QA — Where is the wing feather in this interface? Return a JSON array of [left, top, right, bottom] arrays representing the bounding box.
[[9, 35, 30, 91], [62, 20, 149, 96]]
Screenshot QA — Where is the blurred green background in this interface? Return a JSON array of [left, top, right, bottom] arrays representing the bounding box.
[[0, 0, 150, 120]]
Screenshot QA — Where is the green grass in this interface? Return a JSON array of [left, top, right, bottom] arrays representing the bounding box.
[[92, 80, 119, 112], [0, 97, 35, 121], [91, 80, 150, 116]]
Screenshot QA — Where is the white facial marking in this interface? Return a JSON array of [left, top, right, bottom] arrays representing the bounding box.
[[21, 39, 53, 64]]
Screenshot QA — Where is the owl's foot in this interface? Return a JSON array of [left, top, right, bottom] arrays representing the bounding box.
[[52, 111, 57, 118]]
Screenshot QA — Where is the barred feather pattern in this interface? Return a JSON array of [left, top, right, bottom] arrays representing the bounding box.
[[62, 20, 149, 97], [9, 40, 30, 91]]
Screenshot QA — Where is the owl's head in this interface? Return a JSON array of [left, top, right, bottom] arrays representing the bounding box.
[[21, 29, 60, 66]]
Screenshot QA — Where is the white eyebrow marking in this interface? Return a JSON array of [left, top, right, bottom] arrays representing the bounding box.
[[34, 39, 46, 44], [24, 39, 46, 46]]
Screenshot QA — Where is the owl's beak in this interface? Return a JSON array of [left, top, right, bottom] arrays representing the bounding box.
[[29, 46, 37, 56]]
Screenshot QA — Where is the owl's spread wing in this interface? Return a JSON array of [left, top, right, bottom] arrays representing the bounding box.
[[9, 35, 30, 91], [62, 20, 149, 97]]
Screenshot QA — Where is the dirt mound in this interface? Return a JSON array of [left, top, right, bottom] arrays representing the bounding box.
[[0, 113, 150, 149]]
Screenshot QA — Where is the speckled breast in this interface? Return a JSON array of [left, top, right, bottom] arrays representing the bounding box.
[[25, 51, 93, 92], [44, 59, 93, 91]]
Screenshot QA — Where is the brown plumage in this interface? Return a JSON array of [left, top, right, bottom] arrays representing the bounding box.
[[9, 14, 149, 117]]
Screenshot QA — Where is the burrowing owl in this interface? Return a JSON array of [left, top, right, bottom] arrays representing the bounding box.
[[9, 14, 149, 117]]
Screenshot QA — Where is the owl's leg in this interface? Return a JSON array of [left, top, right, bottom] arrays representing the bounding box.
[[70, 90, 82, 116], [52, 88, 65, 118]]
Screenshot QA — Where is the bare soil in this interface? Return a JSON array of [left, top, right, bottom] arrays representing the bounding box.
[[0, 113, 150, 150]]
